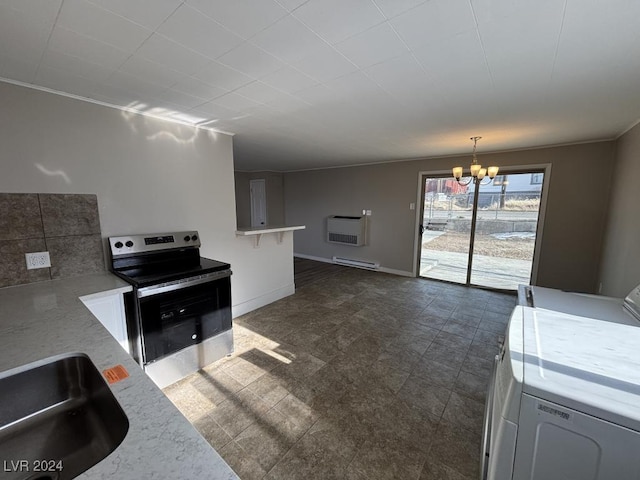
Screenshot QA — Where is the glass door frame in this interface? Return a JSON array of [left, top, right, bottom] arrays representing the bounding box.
[[413, 163, 552, 290]]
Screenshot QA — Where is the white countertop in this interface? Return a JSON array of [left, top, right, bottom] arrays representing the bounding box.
[[235, 224, 305, 235], [0, 273, 238, 480]]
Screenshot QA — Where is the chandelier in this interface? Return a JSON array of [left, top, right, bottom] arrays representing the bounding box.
[[452, 136, 499, 185]]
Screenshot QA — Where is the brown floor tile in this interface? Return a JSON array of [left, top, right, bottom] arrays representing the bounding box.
[[422, 341, 468, 368], [460, 352, 494, 380], [191, 414, 233, 451], [265, 416, 361, 480], [304, 416, 363, 458], [219, 440, 267, 480], [387, 328, 438, 355], [468, 341, 499, 359], [454, 370, 490, 403], [376, 345, 423, 373], [244, 372, 291, 408], [222, 356, 268, 386], [235, 408, 307, 471], [367, 361, 411, 393], [369, 399, 438, 447], [163, 260, 516, 480], [162, 380, 218, 423], [305, 337, 343, 361], [419, 458, 474, 480], [484, 302, 516, 316], [304, 364, 352, 398], [241, 348, 290, 372], [397, 375, 452, 418], [441, 320, 478, 339], [477, 318, 508, 335], [412, 359, 461, 389], [428, 422, 481, 478], [346, 434, 430, 480], [274, 393, 320, 432], [209, 390, 272, 438], [441, 391, 485, 436], [473, 328, 500, 346], [433, 331, 473, 349]]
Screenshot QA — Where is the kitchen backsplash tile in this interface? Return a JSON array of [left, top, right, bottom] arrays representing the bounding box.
[[39, 194, 101, 237], [48, 234, 105, 279], [0, 193, 44, 241], [0, 193, 105, 288], [0, 238, 50, 287]]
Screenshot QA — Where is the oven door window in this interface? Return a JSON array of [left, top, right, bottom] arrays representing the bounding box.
[[138, 279, 231, 364]]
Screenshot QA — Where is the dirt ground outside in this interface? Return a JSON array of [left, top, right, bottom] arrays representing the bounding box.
[[424, 231, 535, 260]]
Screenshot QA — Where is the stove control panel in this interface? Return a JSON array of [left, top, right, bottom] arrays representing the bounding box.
[[145, 235, 174, 245], [109, 231, 201, 256]]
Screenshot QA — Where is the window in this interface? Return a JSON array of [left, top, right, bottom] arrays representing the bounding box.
[[493, 175, 507, 186], [531, 173, 543, 185]]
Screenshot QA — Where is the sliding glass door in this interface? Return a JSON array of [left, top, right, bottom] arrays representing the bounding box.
[[418, 177, 474, 284], [418, 171, 545, 291]]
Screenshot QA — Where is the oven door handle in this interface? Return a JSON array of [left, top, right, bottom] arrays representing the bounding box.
[[480, 353, 500, 480], [137, 270, 232, 298]]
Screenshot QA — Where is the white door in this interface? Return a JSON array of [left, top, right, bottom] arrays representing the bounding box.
[[250, 179, 267, 228]]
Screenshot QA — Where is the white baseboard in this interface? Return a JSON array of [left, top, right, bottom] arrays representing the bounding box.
[[379, 267, 414, 277], [294, 253, 414, 278], [232, 283, 295, 318], [294, 253, 333, 263]]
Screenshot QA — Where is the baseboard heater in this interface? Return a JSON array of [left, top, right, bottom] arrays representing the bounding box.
[[332, 256, 380, 270]]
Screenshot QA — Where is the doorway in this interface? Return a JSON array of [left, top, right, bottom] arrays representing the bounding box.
[[417, 168, 548, 290]]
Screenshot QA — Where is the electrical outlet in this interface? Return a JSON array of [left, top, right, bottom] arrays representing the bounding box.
[[366, 210, 372, 216], [410, 203, 415, 210], [25, 251, 51, 270]]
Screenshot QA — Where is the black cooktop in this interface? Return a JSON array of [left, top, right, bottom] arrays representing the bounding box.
[[113, 257, 230, 288]]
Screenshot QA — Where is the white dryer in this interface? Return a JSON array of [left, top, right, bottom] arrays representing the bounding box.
[[482, 306, 640, 480]]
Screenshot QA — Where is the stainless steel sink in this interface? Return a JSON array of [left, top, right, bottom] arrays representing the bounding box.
[[0, 353, 129, 480]]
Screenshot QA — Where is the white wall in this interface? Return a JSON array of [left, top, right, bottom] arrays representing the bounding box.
[[599, 122, 640, 297], [0, 81, 294, 315]]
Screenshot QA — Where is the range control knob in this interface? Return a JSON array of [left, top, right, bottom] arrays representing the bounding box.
[[191, 235, 198, 241], [125, 240, 134, 248], [114, 241, 123, 249], [184, 235, 191, 242]]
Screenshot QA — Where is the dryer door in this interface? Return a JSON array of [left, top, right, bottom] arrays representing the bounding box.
[[514, 394, 640, 479]]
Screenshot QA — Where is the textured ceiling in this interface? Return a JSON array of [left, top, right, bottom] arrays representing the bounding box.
[[1, 0, 639, 171]]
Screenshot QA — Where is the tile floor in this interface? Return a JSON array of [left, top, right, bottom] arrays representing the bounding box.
[[163, 260, 516, 479]]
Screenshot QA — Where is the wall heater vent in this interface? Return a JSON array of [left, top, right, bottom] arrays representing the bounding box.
[[327, 215, 366, 246], [332, 256, 380, 270]]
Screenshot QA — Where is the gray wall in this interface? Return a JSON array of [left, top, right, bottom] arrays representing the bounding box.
[[599, 122, 640, 296], [285, 141, 616, 293], [234, 171, 285, 228]]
